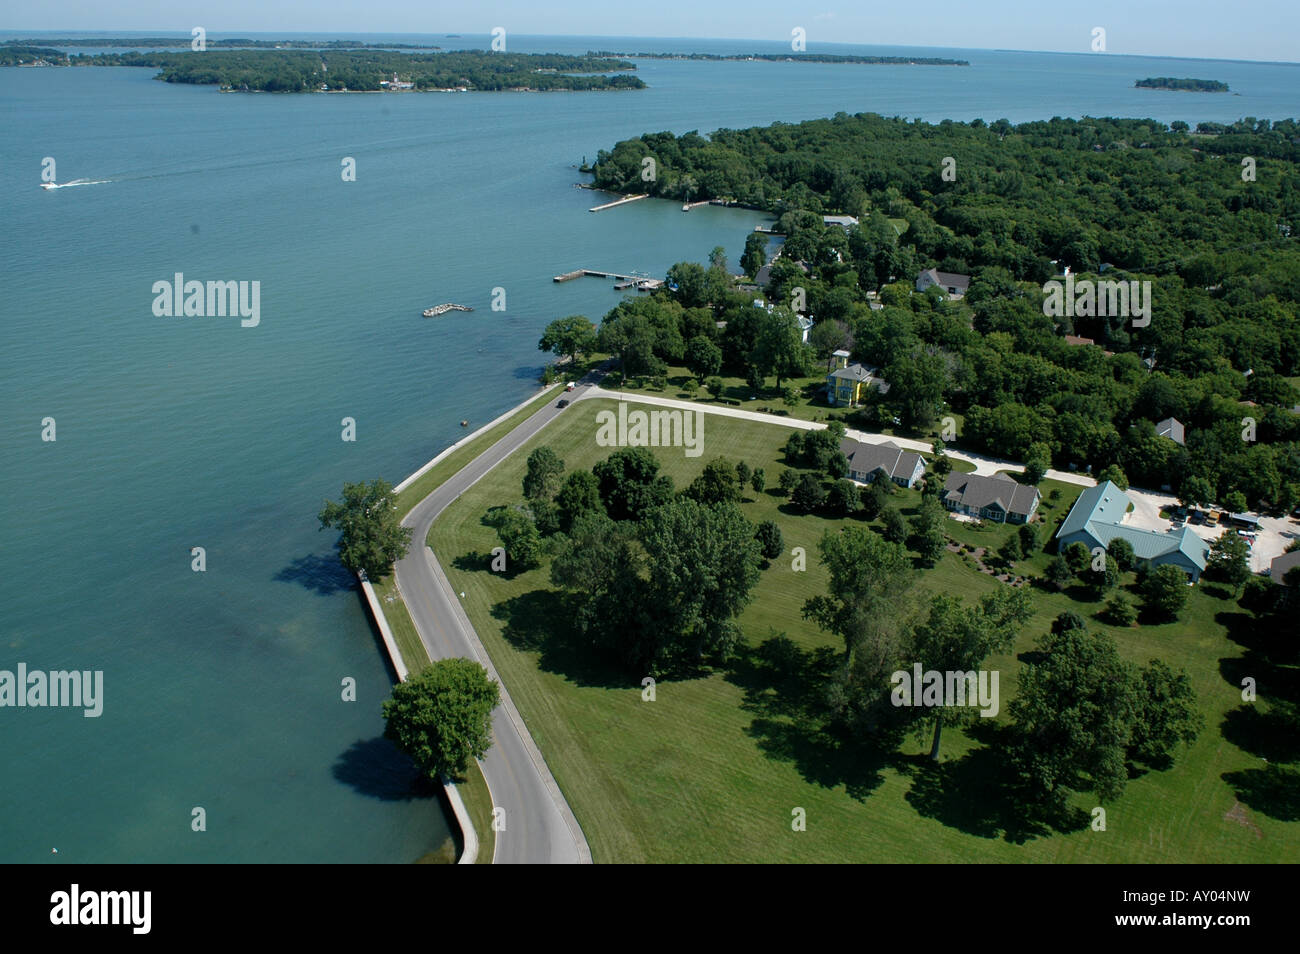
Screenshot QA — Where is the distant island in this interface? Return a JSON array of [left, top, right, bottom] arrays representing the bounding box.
[[1136, 77, 1229, 92], [1, 37, 441, 49], [0, 47, 645, 92], [587, 50, 970, 66]]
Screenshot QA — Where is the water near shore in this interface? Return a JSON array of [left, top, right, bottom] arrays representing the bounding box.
[[1, 34, 1297, 862]]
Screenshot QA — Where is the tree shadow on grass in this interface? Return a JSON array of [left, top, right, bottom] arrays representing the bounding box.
[[489, 589, 630, 690], [1220, 702, 1300, 764], [1222, 763, 1300, 822], [274, 551, 355, 595], [332, 736, 440, 802], [725, 634, 895, 802], [902, 723, 1088, 843]]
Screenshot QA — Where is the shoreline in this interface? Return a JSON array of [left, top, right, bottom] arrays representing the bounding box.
[[358, 569, 480, 864]]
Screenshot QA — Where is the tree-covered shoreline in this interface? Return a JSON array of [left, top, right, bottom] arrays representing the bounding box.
[[2, 47, 645, 92], [589, 112, 1300, 511], [587, 50, 970, 66], [1, 37, 442, 49]]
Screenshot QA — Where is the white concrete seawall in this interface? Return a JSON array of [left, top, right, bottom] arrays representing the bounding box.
[[358, 569, 479, 865]]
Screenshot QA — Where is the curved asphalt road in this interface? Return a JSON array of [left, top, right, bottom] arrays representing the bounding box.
[[394, 371, 603, 865]]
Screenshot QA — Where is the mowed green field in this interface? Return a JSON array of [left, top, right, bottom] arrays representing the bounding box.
[[428, 397, 1297, 863]]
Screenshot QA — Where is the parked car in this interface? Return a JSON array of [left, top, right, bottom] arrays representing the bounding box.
[[1206, 511, 1221, 527]]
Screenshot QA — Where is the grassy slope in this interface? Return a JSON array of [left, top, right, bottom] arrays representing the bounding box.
[[428, 397, 1295, 862]]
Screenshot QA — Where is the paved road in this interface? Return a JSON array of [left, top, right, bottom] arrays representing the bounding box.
[[394, 373, 602, 865], [582, 384, 1097, 487]]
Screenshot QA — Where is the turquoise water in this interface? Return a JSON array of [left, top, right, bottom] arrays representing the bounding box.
[[2, 37, 1297, 862]]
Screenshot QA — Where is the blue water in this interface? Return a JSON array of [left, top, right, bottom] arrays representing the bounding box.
[[2, 35, 1297, 862]]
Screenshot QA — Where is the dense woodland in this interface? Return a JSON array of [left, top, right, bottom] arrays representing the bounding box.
[[49, 49, 644, 92], [583, 113, 1300, 511], [1136, 77, 1230, 92]]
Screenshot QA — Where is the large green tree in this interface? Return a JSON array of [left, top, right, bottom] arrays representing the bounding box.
[[538, 314, 597, 366], [1009, 616, 1137, 806], [908, 588, 1033, 759], [382, 659, 500, 781], [318, 478, 413, 577]]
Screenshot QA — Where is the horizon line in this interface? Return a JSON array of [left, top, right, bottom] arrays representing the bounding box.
[[2, 29, 1298, 67]]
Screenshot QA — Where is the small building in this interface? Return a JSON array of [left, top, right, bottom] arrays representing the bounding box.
[[1055, 480, 1208, 581], [1156, 417, 1186, 446], [1229, 513, 1261, 530], [825, 350, 889, 407], [839, 438, 926, 489], [1270, 549, 1300, 584], [797, 315, 814, 344], [942, 472, 1040, 524], [916, 268, 970, 299], [822, 214, 859, 229]]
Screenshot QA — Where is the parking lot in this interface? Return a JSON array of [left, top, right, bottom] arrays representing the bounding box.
[[1122, 486, 1300, 573]]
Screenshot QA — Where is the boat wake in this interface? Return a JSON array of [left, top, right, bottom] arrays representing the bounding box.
[[41, 178, 111, 190]]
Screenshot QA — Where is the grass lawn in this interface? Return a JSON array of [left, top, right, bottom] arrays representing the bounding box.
[[427, 396, 1297, 863], [612, 362, 959, 447]]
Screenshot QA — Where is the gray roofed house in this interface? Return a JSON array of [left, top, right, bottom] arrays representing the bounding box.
[[822, 214, 860, 229], [1156, 417, 1186, 446], [1055, 480, 1209, 581], [1270, 549, 1300, 585], [839, 438, 926, 489], [825, 350, 889, 405], [915, 268, 971, 299], [942, 472, 1040, 524]]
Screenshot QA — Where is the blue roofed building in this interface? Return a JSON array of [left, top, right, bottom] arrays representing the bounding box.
[[1055, 481, 1210, 581]]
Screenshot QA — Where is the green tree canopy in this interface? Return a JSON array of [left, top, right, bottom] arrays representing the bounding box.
[[382, 659, 500, 781]]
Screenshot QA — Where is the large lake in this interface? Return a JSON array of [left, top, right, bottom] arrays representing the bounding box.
[[2, 33, 1296, 862]]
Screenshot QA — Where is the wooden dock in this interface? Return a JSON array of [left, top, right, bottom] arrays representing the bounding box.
[[552, 268, 663, 291], [422, 303, 474, 317], [681, 200, 711, 211], [589, 193, 649, 212]]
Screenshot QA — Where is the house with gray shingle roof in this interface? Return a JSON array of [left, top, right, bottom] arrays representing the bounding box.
[[1269, 549, 1300, 585], [840, 438, 925, 489], [915, 268, 970, 299], [942, 472, 1040, 524], [1055, 480, 1209, 581], [1156, 417, 1186, 446], [825, 350, 889, 406]]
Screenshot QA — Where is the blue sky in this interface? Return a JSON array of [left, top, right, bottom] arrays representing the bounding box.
[[7, 1, 1298, 63]]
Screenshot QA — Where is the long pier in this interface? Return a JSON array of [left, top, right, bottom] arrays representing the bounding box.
[[553, 268, 663, 291], [589, 193, 649, 212]]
